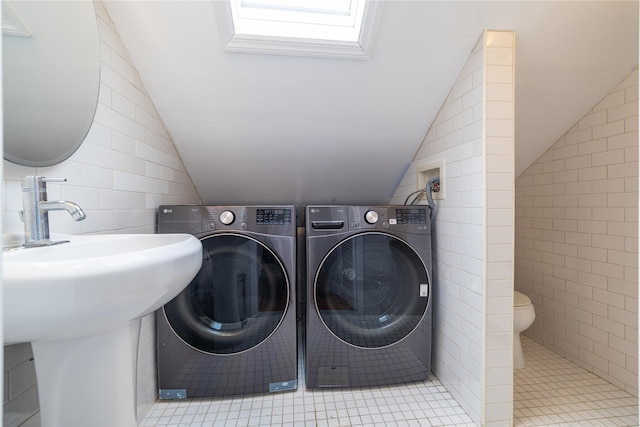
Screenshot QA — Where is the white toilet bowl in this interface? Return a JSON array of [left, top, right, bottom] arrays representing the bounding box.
[[514, 290, 536, 369]]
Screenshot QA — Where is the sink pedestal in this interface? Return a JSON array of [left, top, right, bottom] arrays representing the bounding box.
[[32, 320, 141, 427]]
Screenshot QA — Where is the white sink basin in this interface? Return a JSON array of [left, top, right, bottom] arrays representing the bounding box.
[[2, 233, 202, 426], [3, 233, 202, 344]]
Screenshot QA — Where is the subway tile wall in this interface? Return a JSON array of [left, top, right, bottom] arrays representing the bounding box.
[[515, 69, 638, 396], [483, 31, 515, 427], [2, 2, 201, 425], [390, 30, 516, 426], [2, 344, 37, 427]]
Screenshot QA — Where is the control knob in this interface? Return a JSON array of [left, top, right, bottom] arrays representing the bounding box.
[[219, 210, 235, 225], [365, 210, 379, 224]]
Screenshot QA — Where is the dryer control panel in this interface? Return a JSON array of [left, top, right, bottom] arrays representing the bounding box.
[[307, 205, 430, 234], [159, 205, 296, 234], [256, 208, 292, 225], [393, 207, 428, 224]]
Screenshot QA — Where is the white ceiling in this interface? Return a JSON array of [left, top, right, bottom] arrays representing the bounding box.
[[104, 1, 638, 207]]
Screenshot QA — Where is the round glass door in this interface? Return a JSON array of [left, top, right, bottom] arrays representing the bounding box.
[[315, 232, 429, 348], [164, 234, 289, 354]]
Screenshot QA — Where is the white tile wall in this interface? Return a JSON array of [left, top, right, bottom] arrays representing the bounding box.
[[390, 30, 516, 426], [515, 69, 638, 397], [1, 1, 201, 425], [483, 31, 515, 427], [3, 345, 38, 427]]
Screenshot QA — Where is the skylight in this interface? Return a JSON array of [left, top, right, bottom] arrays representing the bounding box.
[[213, 0, 383, 59], [230, 0, 366, 42]]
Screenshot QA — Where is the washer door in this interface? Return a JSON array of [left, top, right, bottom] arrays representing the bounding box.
[[314, 232, 429, 348], [164, 234, 289, 354]]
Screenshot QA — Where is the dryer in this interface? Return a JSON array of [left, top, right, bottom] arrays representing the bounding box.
[[157, 205, 297, 398], [305, 205, 432, 388]]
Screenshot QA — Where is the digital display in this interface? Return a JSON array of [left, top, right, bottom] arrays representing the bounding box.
[[395, 208, 427, 224], [256, 208, 292, 225]]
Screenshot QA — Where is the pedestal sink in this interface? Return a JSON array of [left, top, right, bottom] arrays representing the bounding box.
[[2, 233, 202, 426]]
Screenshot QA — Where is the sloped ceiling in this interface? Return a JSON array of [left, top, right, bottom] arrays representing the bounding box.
[[104, 1, 638, 207]]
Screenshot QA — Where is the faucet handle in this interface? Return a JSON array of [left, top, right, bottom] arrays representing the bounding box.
[[22, 176, 67, 191]]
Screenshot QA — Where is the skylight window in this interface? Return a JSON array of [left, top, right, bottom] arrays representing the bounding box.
[[230, 0, 366, 42], [213, 0, 383, 59]]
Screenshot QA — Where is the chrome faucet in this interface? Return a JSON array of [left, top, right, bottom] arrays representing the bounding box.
[[21, 176, 87, 247]]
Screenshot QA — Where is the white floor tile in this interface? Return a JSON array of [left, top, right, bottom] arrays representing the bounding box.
[[15, 334, 637, 426], [139, 368, 473, 427], [514, 336, 638, 427], [134, 320, 473, 427]]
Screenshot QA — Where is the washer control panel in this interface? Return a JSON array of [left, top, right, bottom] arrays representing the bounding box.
[[256, 208, 292, 225], [394, 208, 428, 225], [306, 206, 429, 234], [158, 205, 295, 233]]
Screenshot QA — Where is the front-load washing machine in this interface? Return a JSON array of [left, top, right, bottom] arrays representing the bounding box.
[[157, 205, 297, 398], [305, 205, 432, 388]]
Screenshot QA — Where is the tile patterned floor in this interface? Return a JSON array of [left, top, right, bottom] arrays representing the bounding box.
[[140, 380, 474, 427], [514, 335, 638, 427], [141, 337, 473, 427], [140, 319, 470, 427], [18, 336, 638, 426], [139, 336, 638, 427]]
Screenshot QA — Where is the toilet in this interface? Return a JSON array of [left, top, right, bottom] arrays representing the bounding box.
[[513, 290, 536, 369]]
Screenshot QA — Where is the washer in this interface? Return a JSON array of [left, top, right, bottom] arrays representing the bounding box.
[[157, 205, 297, 398], [305, 205, 432, 388]]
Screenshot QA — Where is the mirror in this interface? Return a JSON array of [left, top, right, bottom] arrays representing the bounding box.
[[2, 0, 101, 167]]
